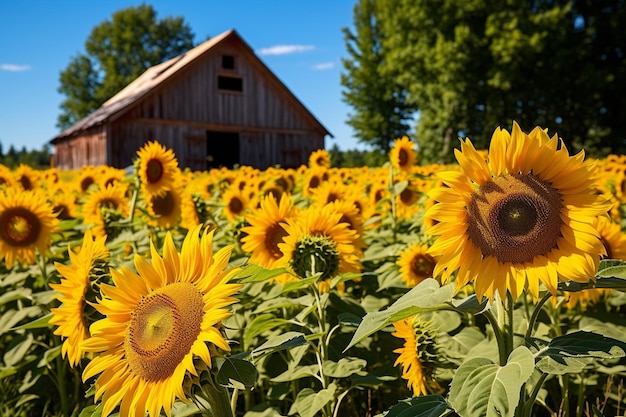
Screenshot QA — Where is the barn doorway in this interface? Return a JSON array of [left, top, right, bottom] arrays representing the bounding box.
[[206, 131, 240, 168]]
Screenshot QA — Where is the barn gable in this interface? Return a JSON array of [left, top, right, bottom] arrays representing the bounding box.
[[51, 29, 332, 170]]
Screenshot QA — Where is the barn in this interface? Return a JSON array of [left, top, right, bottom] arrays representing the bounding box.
[[50, 29, 332, 171]]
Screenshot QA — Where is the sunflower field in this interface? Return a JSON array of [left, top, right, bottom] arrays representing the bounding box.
[[1, 122, 626, 417]]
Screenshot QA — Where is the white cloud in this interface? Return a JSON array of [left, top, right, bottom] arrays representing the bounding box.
[[257, 44, 315, 56], [312, 62, 334, 70], [1, 64, 32, 72]]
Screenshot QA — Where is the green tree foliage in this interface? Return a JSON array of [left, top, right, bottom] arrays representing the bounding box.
[[0, 142, 51, 169], [57, 4, 195, 130], [340, 0, 417, 154], [375, 0, 626, 163]]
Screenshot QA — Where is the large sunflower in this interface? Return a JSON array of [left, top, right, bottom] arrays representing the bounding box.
[[0, 188, 59, 268], [80, 225, 242, 417], [425, 122, 610, 301], [49, 228, 109, 367], [136, 141, 182, 198]]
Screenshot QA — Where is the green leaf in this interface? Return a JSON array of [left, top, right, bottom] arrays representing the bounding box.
[[216, 357, 258, 390], [448, 346, 534, 417], [270, 364, 319, 383], [288, 383, 337, 417], [0, 288, 32, 306], [243, 313, 292, 350], [597, 258, 626, 275], [323, 357, 367, 378], [77, 403, 102, 417], [3, 333, 34, 367], [11, 312, 53, 331], [243, 406, 285, 417], [535, 330, 626, 375], [251, 331, 308, 359], [236, 264, 290, 283], [382, 395, 449, 417], [449, 294, 488, 314], [280, 275, 319, 294], [344, 279, 455, 351]]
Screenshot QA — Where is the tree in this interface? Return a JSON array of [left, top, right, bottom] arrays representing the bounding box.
[[57, 4, 195, 130], [340, 0, 417, 154], [376, 0, 626, 163]]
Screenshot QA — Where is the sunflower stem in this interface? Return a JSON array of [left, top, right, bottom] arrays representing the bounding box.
[[520, 372, 549, 417], [525, 292, 552, 340], [506, 292, 515, 354], [482, 308, 508, 366]]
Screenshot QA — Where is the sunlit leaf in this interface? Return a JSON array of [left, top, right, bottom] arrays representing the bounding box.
[[448, 346, 534, 417], [382, 395, 449, 417], [344, 279, 455, 351], [535, 330, 626, 375], [288, 383, 337, 417]]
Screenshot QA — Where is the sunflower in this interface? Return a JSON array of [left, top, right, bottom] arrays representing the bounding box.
[[394, 177, 423, 220], [80, 225, 242, 417], [595, 215, 626, 261], [308, 149, 331, 169], [77, 165, 99, 193], [390, 136, 418, 173], [49, 228, 109, 367], [81, 183, 130, 239], [0, 188, 59, 268], [397, 243, 437, 287], [392, 315, 442, 396], [145, 186, 183, 229], [0, 164, 14, 188], [221, 186, 250, 223], [425, 122, 610, 301], [277, 203, 362, 280], [136, 141, 182, 197], [240, 193, 299, 268], [13, 164, 40, 191], [302, 168, 329, 198]]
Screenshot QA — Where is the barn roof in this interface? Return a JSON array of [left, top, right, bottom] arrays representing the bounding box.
[[51, 29, 332, 143]]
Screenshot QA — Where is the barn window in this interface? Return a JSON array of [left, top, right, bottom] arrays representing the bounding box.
[[218, 75, 243, 92], [222, 55, 235, 69]]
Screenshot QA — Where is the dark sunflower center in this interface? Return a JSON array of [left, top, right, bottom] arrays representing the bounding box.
[[308, 176, 321, 190], [466, 174, 563, 264], [400, 187, 418, 205], [399, 148, 409, 166], [290, 234, 340, 279], [126, 282, 204, 381], [80, 177, 95, 192], [19, 175, 32, 190], [411, 254, 436, 280], [0, 207, 41, 247], [151, 191, 175, 217], [146, 159, 164, 184], [265, 223, 288, 259], [228, 197, 244, 215]]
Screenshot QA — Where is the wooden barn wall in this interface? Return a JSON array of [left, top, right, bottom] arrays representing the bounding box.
[[116, 37, 325, 168], [108, 119, 324, 171], [125, 38, 317, 131], [239, 131, 323, 169], [108, 120, 206, 169], [52, 127, 107, 170]]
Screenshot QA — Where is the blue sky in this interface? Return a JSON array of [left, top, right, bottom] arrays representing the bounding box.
[[0, 0, 368, 152]]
